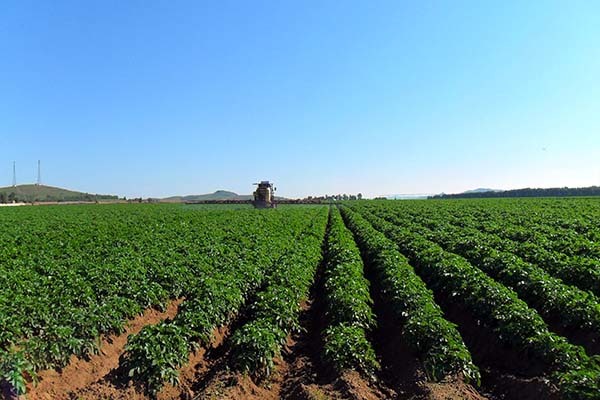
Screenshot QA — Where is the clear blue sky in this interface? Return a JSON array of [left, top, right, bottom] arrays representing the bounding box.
[[1, 1, 598, 198]]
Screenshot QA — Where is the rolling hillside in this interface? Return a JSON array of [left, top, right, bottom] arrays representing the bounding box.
[[0, 184, 119, 203], [161, 190, 253, 203]]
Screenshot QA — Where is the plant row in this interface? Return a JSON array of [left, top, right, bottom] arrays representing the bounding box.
[[0, 204, 322, 396], [355, 207, 600, 400], [448, 212, 600, 297], [366, 206, 600, 353], [231, 207, 328, 378], [0, 205, 229, 393], [120, 206, 325, 394], [372, 200, 600, 298], [321, 207, 379, 376], [339, 206, 480, 383]]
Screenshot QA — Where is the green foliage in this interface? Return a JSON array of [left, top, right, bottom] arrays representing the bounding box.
[[320, 208, 378, 377], [0, 349, 35, 395], [0, 204, 325, 396], [5, 195, 600, 398], [353, 202, 600, 399], [324, 209, 376, 330], [121, 323, 192, 395], [375, 209, 600, 341], [231, 208, 328, 378], [323, 324, 379, 376], [340, 206, 480, 384], [231, 319, 284, 378]]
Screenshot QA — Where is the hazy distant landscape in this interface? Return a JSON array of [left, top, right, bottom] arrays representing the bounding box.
[[2, 184, 599, 204]]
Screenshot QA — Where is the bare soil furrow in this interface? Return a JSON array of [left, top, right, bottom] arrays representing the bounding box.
[[25, 298, 184, 400]]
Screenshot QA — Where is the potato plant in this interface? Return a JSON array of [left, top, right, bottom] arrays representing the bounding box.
[[321, 207, 379, 377], [356, 205, 600, 399], [231, 208, 328, 378], [340, 206, 480, 384]]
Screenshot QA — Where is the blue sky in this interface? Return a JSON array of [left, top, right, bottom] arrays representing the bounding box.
[[1, 1, 598, 198]]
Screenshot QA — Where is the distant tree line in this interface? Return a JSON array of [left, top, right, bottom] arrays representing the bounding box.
[[301, 193, 363, 202], [429, 186, 600, 199]]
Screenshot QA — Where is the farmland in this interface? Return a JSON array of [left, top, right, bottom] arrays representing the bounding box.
[[1, 199, 600, 399]]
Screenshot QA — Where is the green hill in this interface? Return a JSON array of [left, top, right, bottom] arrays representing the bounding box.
[[162, 190, 253, 202], [0, 184, 119, 203]]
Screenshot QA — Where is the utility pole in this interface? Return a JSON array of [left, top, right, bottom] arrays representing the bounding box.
[[12, 161, 16, 187]]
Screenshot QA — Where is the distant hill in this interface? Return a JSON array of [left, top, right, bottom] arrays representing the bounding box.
[[162, 190, 253, 202], [430, 186, 600, 199], [0, 184, 119, 203]]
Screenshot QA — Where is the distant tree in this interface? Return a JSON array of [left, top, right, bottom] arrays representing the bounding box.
[[428, 186, 600, 199], [349, 194, 357, 200], [0, 193, 5, 203], [8, 192, 16, 203], [357, 193, 363, 200], [342, 194, 349, 201]]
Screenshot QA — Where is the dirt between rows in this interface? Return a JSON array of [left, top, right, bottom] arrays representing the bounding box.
[[23, 284, 490, 400], [25, 298, 185, 400]]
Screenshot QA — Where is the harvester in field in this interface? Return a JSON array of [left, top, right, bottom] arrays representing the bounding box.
[[253, 181, 276, 208]]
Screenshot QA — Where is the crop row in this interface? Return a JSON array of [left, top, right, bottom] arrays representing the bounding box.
[[464, 200, 600, 258], [321, 207, 378, 376], [231, 206, 328, 377], [121, 206, 325, 394], [0, 205, 323, 396], [449, 211, 600, 296], [479, 217, 600, 260], [388, 201, 600, 297], [427, 197, 600, 245], [363, 204, 600, 354], [352, 206, 600, 399], [339, 206, 480, 383], [434, 200, 600, 260], [1, 205, 229, 393]]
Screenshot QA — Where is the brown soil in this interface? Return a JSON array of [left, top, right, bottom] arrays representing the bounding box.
[[361, 256, 488, 400], [368, 298, 487, 400], [193, 311, 385, 400], [279, 269, 387, 400], [25, 298, 184, 400], [191, 258, 388, 400], [423, 376, 489, 400], [192, 294, 350, 400], [23, 258, 559, 400], [479, 369, 561, 400], [430, 290, 559, 400], [543, 313, 600, 356], [67, 323, 231, 400]]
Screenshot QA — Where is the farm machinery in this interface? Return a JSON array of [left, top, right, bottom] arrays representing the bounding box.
[[253, 181, 276, 208]]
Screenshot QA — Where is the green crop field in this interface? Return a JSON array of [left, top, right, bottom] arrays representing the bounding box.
[[1, 199, 600, 400]]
